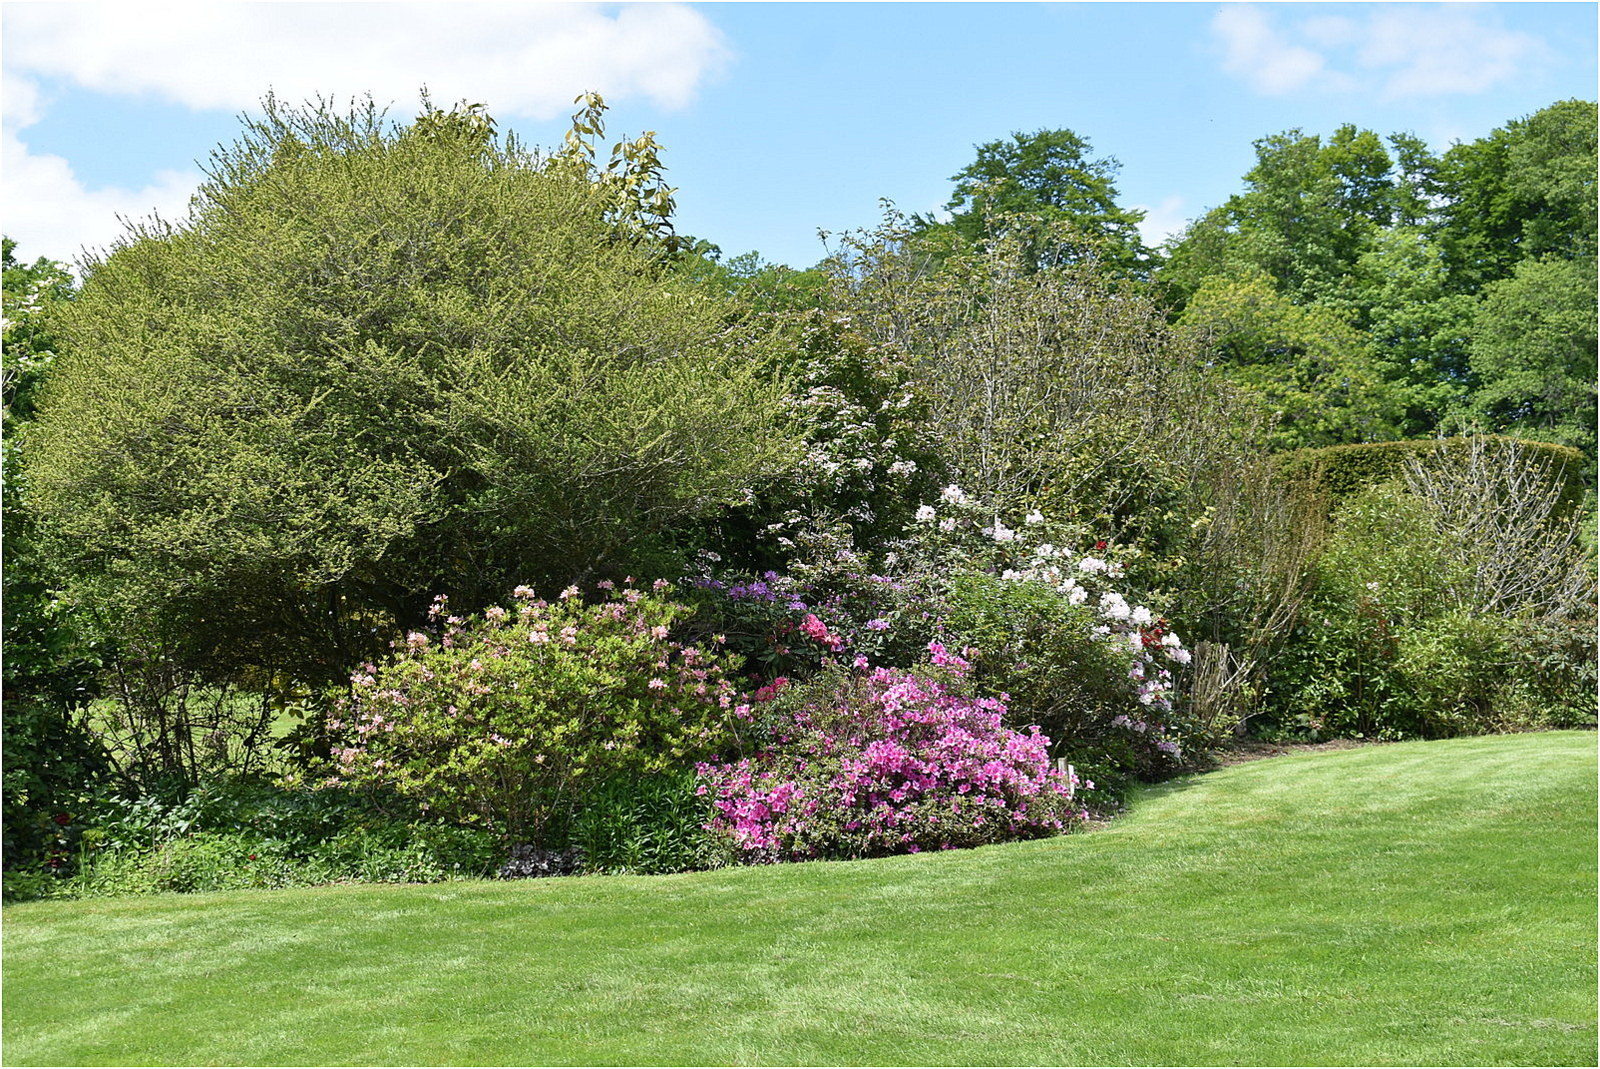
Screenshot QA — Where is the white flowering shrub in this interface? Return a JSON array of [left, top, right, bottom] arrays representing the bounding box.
[[707, 311, 944, 572], [907, 487, 1189, 695], [902, 490, 1198, 793]]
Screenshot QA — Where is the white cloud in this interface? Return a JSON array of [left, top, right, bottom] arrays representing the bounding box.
[[3, 2, 730, 119], [1358, 7, 1545, 100], [1, 126, 200, 268], [1213, 5, 1339, 95], [1132, 195, 1188, 251], [3, 69, 42, 126], [1211, 3, 1548, 100], [1, 2, 730, 265]]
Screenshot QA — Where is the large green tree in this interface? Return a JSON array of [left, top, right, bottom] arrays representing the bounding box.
[[1158, 124, 1407, 310], [918, 128, 1151, 273], [831, 211, 1259, 549], [1154, 126, 1418, 449], [3, 239, 107, 865], [1434, 100, 1598, 457], [1160, 101, 1598, 454], [1178, 267, 1403, 451], [1345, 228, 1476, 438], [1435, 99, 1598, 293], [23, 97, 800, 694], [1458, 256, 1597, 459]]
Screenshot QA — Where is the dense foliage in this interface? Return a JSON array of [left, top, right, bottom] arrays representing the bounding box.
[[829, 211, 1259, 541], [4, 782, 499, 901], [2, 239, 109, 875], [915, 127, 1152, 273], [1159, 100, 1597, 456], [22, 97, 798, 700], [332, 582, 743, 844], [1260, 437, 1594, 739], [1277, 436, 1586, 510], [6, 92, 1593, 899]]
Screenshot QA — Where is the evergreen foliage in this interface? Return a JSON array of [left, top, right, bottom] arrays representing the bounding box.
[[1276, 436, 1586, 513]]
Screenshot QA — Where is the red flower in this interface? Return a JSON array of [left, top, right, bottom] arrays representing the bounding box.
[[1094, 540, 1108, 551], [52, 813, 71, 826]]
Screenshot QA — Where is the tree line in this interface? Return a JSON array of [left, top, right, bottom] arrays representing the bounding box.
[[2, 93, 1592, 887]]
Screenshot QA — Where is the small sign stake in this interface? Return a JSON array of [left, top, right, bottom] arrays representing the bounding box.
[[1055, 758, 1075, 799]]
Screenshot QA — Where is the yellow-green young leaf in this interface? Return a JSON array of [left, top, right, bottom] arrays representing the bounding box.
[[24, 95, 801, 691]]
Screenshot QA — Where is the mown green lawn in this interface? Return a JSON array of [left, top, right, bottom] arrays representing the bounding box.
[[3, 731, 1595, 1067]]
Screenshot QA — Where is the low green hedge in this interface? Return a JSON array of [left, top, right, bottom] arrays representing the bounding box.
[[1277, 436, 1587, 514]]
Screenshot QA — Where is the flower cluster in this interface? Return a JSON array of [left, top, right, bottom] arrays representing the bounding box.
[[729, 313, 941, 557], [329, 581, 744, 844], [689, 545, 921, 678], [696, 651, 1081, 861], [912, 487, 1192, 713]]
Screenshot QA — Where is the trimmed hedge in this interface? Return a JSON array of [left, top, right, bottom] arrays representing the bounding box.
[[1277, 436, 1588, 515]]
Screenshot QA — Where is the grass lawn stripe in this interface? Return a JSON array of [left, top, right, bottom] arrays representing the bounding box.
[[3, 730, 1594, 1066]]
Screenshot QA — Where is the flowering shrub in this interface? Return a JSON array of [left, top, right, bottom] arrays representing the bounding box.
[[697, 653, 1081, 861], [901, 487, 1202, 785], [698, 311, 944, 575], [937, 573, 1182, 793], [693, 482, 1203, 799], [688, 535, 934, 682], [331, 581, 744, 844], [907, 486, 1191, 698]]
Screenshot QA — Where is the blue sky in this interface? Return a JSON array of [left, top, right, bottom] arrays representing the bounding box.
[[3, 2, 1596, 270]]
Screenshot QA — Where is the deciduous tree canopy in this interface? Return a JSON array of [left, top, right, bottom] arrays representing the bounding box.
[[24, 97, 800, 689], [1159, 100, 1597, 456], [918, 128, 1151, 273]]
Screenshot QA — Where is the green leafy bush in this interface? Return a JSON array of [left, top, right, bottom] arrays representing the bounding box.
[[1277, 436, 1586, 514], [2, 240, 109, 873], [937, 571, 1172, 796], [1263, 479, 1595, 739], [3, 782, 500, 901], [333, 582, 745, 846], [566, 770, 729, 875], [23, 96, 798, 704]]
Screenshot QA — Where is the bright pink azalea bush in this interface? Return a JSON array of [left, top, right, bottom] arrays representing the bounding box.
[[697, 644, 1083, 861]]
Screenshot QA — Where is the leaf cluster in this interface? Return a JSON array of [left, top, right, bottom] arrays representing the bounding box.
[[23, 96, 800, 688], [333, 584, 744, 844]]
